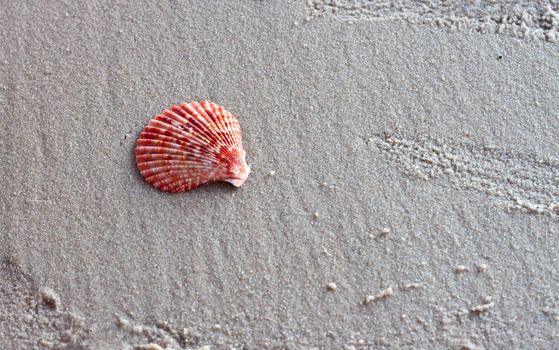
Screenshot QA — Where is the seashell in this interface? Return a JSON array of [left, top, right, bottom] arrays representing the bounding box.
[[135, 101, 250, 192]]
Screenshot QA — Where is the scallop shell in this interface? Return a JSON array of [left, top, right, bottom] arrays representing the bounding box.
[[135, 101, 250, 192]]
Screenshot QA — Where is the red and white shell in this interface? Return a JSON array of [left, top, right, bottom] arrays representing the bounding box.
[[135, 101, 250, 192]]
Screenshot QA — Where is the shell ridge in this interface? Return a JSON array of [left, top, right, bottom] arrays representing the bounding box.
[[136, 154, 226, 169], [196, 101, 232, 150], [184, 102, 239, 163], [141, 166, 217, 179], [136, 144, 209, 159], [184, 102, 220, 133], [138, 132, 215, 156], [136, 153, 201, 162], [161, 109, 223, 155], [139, 132, 194, 148], [209, 102, 237, 150], [142, 126, 188, 142], [186, 102, 216, 131], [159, 108, 189, 126], [178, 103, 234, 159], [146, 169, 212, 182], [145, 122, 211, 151], [150, 116, 211, 149], [172, 105, 218, 148], [137, 125, 222, 163], [138, 160, 218, 171], [136, 145, 219, 165], [160, 110, 213, 144], [222, 110, 243, 153], [139, 162, 219, 173], [153, 173, 210, 192], [224, 109, 243, 148], [205, 103, 242, 163], [160, 110, 215, 148]]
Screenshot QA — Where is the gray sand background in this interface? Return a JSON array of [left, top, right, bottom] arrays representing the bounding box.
[[1, 1, 558, 349]]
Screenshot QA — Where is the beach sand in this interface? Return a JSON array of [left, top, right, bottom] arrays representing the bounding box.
[[1, 1, 558, 348]]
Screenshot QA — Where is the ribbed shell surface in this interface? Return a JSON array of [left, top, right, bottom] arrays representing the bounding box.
[[135, 101, 248, 192]]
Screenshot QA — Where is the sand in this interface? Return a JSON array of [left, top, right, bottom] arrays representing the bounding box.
[[1, 0, 558, 349]]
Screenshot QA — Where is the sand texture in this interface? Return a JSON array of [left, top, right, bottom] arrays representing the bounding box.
[[1, 0, 558, 349]]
